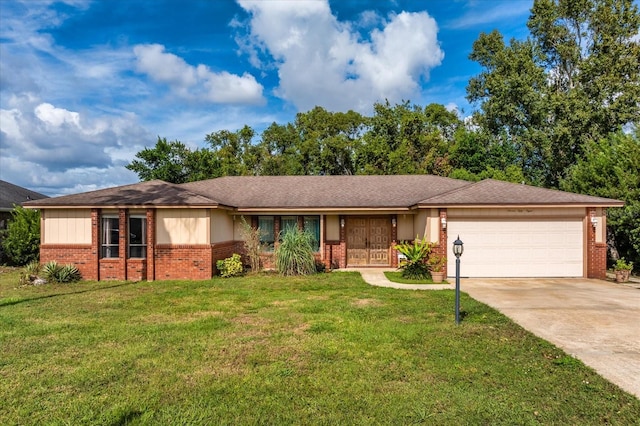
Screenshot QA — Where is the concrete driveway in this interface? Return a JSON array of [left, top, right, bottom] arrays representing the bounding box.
[[462, 278, 640, 399]]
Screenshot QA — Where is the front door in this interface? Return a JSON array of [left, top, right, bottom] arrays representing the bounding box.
[[346, 216, 391, 266]]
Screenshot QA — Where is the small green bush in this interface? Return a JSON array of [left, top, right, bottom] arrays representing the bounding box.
[[41, 261, 81, 283], [216, 254, 244, 278], [275, 228, 316, 276], [614, 258, 633, 272], [19, 260, 41, 285], [1, 205, 40, 266]]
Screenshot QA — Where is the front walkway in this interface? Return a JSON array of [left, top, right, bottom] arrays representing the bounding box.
[[353, 269, 640, 400], [349, 268, 454, 290]]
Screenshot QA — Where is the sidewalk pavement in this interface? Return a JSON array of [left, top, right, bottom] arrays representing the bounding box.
[[347, 268, 455, 290]]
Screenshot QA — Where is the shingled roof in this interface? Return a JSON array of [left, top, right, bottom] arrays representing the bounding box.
[[0, 180, 48, 211], [181, 175, 469, 209], [23, 180, 220, 208], [418, 179, 623, 207], [23, 175, 624, 209]]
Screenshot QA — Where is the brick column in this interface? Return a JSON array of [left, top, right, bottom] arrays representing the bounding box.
[[391, 214, 398, 268], [586, 207, 606, 279], [91, 209, 100, 281], [119, 208, 127, 281], [146, 208, 155, 282], [339, 215, 346, 268], [434, 209, 448, 257]]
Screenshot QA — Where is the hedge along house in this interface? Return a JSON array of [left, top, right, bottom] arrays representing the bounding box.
[[23, 175, 623, 281]]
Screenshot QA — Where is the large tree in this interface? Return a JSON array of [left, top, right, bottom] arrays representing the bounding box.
[[356, 101, 460, 176], [561, 129, 640, 266], [127, 137, 221, 184], [468, 0, 640, 187], [205, 125, 258, 177]]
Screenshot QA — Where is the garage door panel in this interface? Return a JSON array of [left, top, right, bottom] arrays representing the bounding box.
[[447, 218, 583, 278]]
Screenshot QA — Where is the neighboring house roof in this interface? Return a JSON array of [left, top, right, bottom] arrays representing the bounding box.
[[0, 180, 49, 211], [23, 175, 624, 209], [418, 179, 623, 207], [23, 180, 220, 208]]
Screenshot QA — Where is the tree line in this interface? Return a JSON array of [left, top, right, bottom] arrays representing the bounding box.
[[127, 0, 639, 266]]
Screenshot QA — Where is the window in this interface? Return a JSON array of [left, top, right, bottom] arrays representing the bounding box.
[[257, 215, 320, 252], [281, 216, 298, 234], [129, 216, 147, 258], [101, 217, 119, 258], [258, 216, 275, 251], [304, 216, 320, 252]]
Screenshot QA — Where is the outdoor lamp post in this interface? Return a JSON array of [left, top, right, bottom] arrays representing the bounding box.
[[452, 236, 464, 325]]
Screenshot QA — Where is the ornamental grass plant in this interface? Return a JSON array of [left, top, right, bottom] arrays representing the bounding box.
[[275, 228, 316, 276]]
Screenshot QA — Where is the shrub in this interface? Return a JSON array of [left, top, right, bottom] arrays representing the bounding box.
[[315, 260, 327, 273], [614, 258, 633, 272], [1, 205, 40, 266], [394, 236, 432, 280], [41, 261, 81, 283], [275, 228, 316, 276], [427, 254, 447, 273], [239, 216, 263, 273], [216, 254, 244, 278], [19, 260, 41, 285]]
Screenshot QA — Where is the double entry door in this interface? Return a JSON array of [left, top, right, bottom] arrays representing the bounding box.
[[346, 216, 391, 266]]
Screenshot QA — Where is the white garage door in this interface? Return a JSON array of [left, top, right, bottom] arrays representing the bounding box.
[[447, 218, 583, 277]]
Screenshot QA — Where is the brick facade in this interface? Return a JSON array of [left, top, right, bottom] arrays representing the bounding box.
[[155, 245, 212, 280], [40, 244, 94, 279], [39, 207, 610, 281]]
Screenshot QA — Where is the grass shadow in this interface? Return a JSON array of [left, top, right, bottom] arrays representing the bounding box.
[[0, 281, 139, 308]]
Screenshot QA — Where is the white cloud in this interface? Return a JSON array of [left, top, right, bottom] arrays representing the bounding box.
[[133, 43, 265, 105], [447, 2, 531, 29], [0, 95, 150, 195], [34, 103, 81, 128], [236, 0, 444, 113]]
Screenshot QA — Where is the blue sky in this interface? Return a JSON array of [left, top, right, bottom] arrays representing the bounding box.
[[0, 0, 534, 196]]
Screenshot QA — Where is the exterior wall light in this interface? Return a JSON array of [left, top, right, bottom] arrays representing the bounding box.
[[391, 217, 397, 227], [591, 216, 598, 228], [340, 218, 345, 228], [441, 217, 447, 229]]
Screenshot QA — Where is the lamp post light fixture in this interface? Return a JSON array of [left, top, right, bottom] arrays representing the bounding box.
[[452, 235, 464, 325]]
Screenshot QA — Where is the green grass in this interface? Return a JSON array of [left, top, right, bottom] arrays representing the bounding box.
[[1, 267, 638, 425], [385, 270, 449, 284]]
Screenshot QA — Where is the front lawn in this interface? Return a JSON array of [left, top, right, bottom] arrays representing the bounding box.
[[1, 268, 638, 424]]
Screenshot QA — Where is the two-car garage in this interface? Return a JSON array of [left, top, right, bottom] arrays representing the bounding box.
[[446, 208, 585, 278]]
